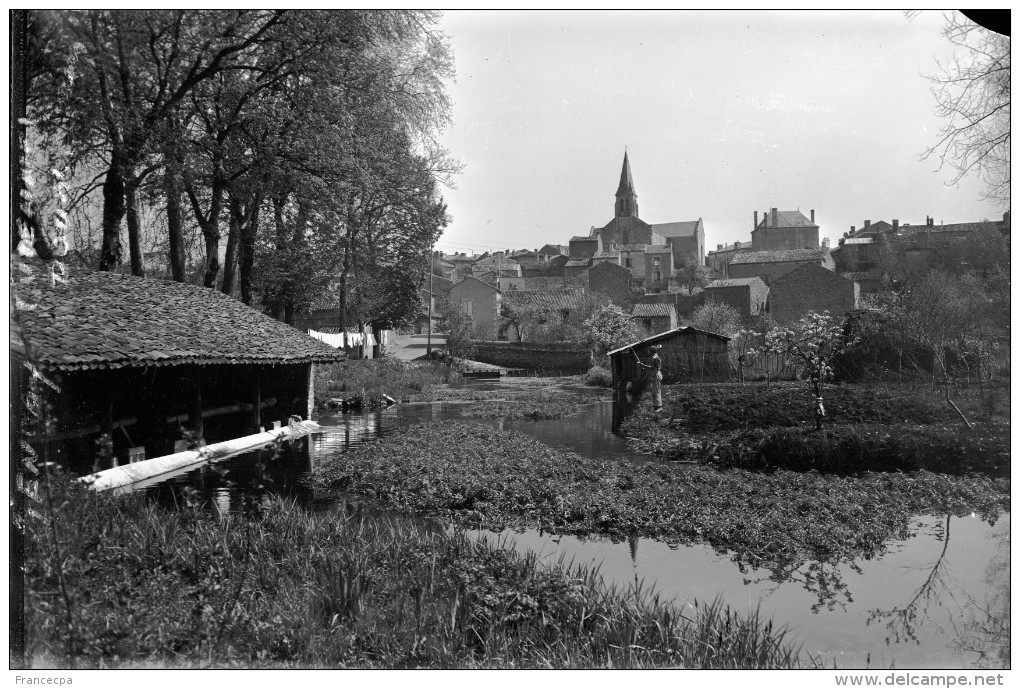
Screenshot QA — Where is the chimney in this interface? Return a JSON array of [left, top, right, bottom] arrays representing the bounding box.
[[892, 219, 899, 232], [850, 226, 856, 233], [810, 209, 815, 223], [717, 244, 723, 250], [864, 219, 870, 228], [754, 211, 758, 229], [734, 241, 741, 248], [771, 208, 778, 227], [822, 237, 830, 249]]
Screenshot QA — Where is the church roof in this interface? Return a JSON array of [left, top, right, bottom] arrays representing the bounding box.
[[651, 219, 702, 238], [616, 151, 637, 197]]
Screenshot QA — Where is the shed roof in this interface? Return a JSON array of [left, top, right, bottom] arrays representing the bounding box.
[[607, 325, 730, 356], [12, 261, 346, 372], [730, 248, 829, 265], [501, 288, 587, 311]]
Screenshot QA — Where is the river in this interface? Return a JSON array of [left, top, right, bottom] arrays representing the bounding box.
[[143, 396, 1010, 670]]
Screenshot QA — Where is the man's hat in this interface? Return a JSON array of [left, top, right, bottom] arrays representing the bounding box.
[[650, 344, 662, 352]]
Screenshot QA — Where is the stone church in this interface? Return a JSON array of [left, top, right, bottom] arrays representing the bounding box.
[[587, 152, 706, 268]]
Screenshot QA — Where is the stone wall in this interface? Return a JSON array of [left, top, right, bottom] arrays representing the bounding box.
[[472, 341, 590, 372], [588, 261, 632, 308]]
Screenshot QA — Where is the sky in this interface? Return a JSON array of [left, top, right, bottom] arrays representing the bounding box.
[[432, 10, 1005, 257]]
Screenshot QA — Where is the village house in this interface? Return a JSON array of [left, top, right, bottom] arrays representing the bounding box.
[[12, 262, 345, 474], [768, 263, 859, 323], [727, 247, 835, 284], [706, 240, 752, 276], [703, 277, 769, 321], [448, 275, 502, 340], [630, 302, 679, 335], [499, 288, 588, 341], [751, 208, 820, 251]]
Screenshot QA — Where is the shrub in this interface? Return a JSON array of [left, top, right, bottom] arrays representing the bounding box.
[[584, 365, 613, 387]]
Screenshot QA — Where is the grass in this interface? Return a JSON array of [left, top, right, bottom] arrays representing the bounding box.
[[25, 471, 806, 669], [620, 383, 1010, 477], [310, 420, 1009, 608]]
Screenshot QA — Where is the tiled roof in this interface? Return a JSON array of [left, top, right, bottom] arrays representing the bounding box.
[[730, 249, 828, 265], [501, 288, 587, 311], [705, 278, 766, 289], [651, 220, 701, 237], [644, 245, 673, 254], [606, 325, 730, 356], [631, 303, 676, 319], [570, 235, 598, 243], [842, 237, 874, 245], [539, 244, 565, 256], [12, 262, 345, 372], [896, 220, 1004, 236], [565, 258, 591, 267], [756, 210, 817, 229], [592, 250, 620, 259]]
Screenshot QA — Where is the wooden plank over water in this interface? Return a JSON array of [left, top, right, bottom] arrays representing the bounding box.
[[80, 420, 321, 494]]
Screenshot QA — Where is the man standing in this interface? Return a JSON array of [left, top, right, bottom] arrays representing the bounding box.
[[633, 344, 664, 412]]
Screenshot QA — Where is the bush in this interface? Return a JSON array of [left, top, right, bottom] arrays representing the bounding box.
[[584, 365, 613, 387]]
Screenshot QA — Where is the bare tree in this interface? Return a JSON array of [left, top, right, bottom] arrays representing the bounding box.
[[922, 12, 1010, 204]]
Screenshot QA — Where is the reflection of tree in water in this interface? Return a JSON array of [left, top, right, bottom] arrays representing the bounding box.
[[865, 514, 1010, 668], [949, 519, 1009, 669], [736, 555, 864, 614], [866, 515, 953, 646]]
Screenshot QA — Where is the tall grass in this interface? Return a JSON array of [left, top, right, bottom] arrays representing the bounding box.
[[315, 359, 447, 407], [25, 473, 806, 669]]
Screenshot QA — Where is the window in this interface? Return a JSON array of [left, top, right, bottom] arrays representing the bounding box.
[[653, 270, 661, 281], [653, 257, 660, 266], [461, 300, 474, 317], [625, 258, 632, 268]]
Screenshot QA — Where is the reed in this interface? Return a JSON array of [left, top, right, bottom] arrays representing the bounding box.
[[25, 471, 806, 669]]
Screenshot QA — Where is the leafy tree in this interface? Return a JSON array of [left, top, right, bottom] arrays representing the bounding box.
[[436, 298, 476, 361], [673, 251, 711, 294], [922, 12, 1010, 204], [581, 303, 641, 366], [687, 301, 742, 336], [749, 312, 857, 430]]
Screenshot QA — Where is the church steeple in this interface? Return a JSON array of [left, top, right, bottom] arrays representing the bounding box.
[[615, 151, 638, 218]]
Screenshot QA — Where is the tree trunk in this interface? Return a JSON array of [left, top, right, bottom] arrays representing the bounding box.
[[221, 199, 240, 296], [164, 162, 186, 282], [125, 172, 144, 277], [99, 151, 127, 271], [237, 195, 260, 306]]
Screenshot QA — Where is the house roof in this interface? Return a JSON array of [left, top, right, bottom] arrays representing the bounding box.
[[771, 262, 853, 285], [755, 210, 817, 229], [896, 220, 1003, 236], [730, 248, 829, 265], [565, 258, 591, 267], [570, 235, 599, 243], [607, 325, 730, 356], [592, 250, 620, 259], [539, 244, 565, 256], [631, 303, 676, 319], [451, 275, 499, 292], [617, 243, 649, 252], [12, 262, 346, 372], [501, 288, 587, 311], [842, 237, 874, 245], [705, 277, 767, 289], [651, 219, 702, 238]]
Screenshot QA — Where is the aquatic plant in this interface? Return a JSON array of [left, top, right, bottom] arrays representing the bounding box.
[[25, 472, 807, 669]]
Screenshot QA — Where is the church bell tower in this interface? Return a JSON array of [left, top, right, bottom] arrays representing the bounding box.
[[614, 151, 639, 218]]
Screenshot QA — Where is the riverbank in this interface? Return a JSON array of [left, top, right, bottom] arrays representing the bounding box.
[[311, 421, 1009, 591], [620, 382, 1010, 477], [25, 472, 805, 669]]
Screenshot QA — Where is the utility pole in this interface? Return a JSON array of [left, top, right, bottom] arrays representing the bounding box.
[[426, 247, 434, 359]]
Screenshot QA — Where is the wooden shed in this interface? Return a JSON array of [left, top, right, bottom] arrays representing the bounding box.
[[12, 261, 346, 474], [608, 326, 731, 394]]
